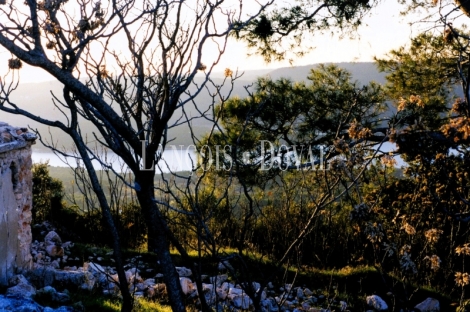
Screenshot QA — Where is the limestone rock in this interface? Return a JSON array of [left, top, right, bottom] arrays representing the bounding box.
[[44, 231, 62, 246], [87, 262, 105, 274], [218, 260, 234, 272], [304, 288, 313, 296], [210, 274, 228, 286], [6, 282, 36, 299], [415, 297, 440, 312], [8, 274, 29, 286], [232, 293, 252, 309], [180, 277, 195, 295], [228, 287, 243, 295], [176, 266, 192, 277], [44, 231, 64, 257], [366, 295, 388, 311]]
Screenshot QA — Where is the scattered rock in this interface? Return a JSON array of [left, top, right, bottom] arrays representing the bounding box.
[[232, 293, 252, 309], [415, 297, 440, 312], [5, 274, 36, 299], [218, 260, 234, 272], [228, 287, 244, 295], [180, 277, 194, 295], [176, 266, 192, 277], [0, 295, 74, 312], [44, 231, 64, 257], [304, 288, 313, 296], [210, 274, 228, 287], [366, 295, 388, 311]]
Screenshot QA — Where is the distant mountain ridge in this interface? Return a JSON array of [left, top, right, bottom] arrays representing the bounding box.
[[0, 62, 386, 152], [265, 62, 386, 85]]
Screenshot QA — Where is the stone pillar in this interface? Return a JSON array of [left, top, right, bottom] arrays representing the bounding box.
[[0, 122, 36, 286]]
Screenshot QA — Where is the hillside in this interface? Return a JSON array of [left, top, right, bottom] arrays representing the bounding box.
[[0, 62, 387, 152]]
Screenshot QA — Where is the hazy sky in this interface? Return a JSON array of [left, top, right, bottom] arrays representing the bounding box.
[[0, 1, 424, 83]]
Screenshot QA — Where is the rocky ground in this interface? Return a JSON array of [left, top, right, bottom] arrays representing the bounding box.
[[0, 222, 443, 311]]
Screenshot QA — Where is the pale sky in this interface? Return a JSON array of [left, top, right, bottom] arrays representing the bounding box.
[[0, 1, 424, 83]]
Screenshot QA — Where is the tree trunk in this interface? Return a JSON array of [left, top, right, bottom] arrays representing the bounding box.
[[71, 132, 133, 312], [135, 171, 186, 312]]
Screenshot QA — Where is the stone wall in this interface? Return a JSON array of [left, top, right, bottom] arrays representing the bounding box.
[[0, 122, 36, 285]]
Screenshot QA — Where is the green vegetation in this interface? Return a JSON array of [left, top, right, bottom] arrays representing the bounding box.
[[9, 1, 470, 310], [33, 46, 470, 309]]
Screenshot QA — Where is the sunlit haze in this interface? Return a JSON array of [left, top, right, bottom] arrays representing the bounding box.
[[0, 1, 421, 83]]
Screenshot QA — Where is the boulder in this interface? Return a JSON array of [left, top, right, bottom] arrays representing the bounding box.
[[6, 282, 36, 299], [366, 295, 388, 311], [180, 277, 194, 295], [0, 294, 74, 312], [415, 297, 440, 312], [44, 231, 64, 257], [87, 262, 105, 274], [46, 245, 64, 257], [26, 267, 89, 289], [228, 287, 243, 295], [232, 293, 252, 309], [176, 267, 192, 277], [216, 287, 228, 300], [5, 274, 36, 299], [218, 260, 234, 272], [8, 274, 29, 286], [209, 274, 228, 287]]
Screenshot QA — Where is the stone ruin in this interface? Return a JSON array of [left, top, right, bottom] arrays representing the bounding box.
[[0, 122, 36, 286]]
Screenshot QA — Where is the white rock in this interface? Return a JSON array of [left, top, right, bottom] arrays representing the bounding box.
[[221, 282, 233, 292], [44, 231, 62, 245], [210, 274, 228, 286], [44, 231, 64, 257], [218, 260, 234, 272], [125, 269, 141, 284], [340, 300, 347, 311], [176, 266, 192, 277], [216, 287, 228, 300], [144, 278, 156, 286], [62, 241, 73, 249], [180, 277, 194, 295], [296, 287, 304, 299], [414, 297, 440, 312], [8, 274, 29, 286], [366, 295, 388, 311], [229, 287, 244, 295], [6, 283, 36, 299], [45, 245, 64, 257], [261, 299, 273, 310], [232, 294, 252, 309], [261, 290, 267, 300], [203, 283, 214, 292], [301, 302, 311, 310]]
